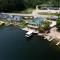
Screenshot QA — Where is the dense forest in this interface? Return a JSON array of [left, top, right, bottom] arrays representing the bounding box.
[[0, 0, 59, 12]]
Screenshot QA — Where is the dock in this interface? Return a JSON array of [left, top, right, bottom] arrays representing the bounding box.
[[56, 41, 60, 46], [25, 30, 33, 37], [44, 35, 54, 41]]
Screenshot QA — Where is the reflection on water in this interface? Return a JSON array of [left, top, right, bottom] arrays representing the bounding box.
[[0, 26, 60, 60]]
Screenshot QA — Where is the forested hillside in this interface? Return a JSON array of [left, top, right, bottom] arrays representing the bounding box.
[[0, 0, 59, 12]]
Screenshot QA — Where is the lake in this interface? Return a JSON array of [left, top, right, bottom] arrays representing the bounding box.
[[0, 26, 60, 60]]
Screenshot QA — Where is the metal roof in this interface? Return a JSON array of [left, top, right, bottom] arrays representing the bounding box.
[[28, 17, 44, 26]]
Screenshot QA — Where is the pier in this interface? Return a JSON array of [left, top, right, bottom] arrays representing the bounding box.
[[44, 35, 55, 41], [25, 30, 33, 37], [56, 41, 60, 46]]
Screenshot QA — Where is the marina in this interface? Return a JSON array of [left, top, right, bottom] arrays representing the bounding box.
[[0, 0, 60, 60], [0, 7, 59, 55], [0, 13, 59, 60], [0, 13, 60, 46]]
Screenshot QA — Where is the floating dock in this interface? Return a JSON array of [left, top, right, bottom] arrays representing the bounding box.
[[25, 30, 33, 37], [44, 35, 54, 41], [56, 41, 60, 46]]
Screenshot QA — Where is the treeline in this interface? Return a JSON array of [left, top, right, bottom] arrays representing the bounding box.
[[0, 0, 59, 12]]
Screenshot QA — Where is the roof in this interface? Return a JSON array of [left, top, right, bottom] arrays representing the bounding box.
[[28, 17, 44, 26]]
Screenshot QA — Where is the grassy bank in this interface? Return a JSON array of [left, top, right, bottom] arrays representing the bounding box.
[[18, 20, 28, 28], [38, 13, 58, 16], [20, 8, 35, 14], [0, 20, 27, 28]]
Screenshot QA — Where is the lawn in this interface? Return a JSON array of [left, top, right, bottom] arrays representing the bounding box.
[[19, 20, 28, 28], [20, 8, 36, 14]]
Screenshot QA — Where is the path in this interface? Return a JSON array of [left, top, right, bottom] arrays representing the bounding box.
[[48, 27, 60, 39]]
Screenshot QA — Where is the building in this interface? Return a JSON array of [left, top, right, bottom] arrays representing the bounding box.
[[0, 13, 9, 19], [28, 17, 44, 29], [7, 15, 22, 21], [0, 13, 22, 21]]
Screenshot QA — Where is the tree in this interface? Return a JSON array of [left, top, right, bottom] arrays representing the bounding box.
[[56, 18, 60, 30], [43, 21, 50, 30], [0, 0, 59, 12]]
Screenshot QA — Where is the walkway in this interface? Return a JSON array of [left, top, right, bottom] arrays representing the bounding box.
[[48, 27, 60, 39]]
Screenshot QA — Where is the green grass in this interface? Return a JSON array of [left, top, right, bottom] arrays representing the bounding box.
[[20, 8, 35, 14], [0, 19, 28, 28], [38, 13, 58, 16], [19, 20, 28, 28]]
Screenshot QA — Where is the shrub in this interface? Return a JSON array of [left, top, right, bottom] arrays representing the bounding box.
[[39, 27, 44, 33], [56, 18, 60, 29], [43, 21, 50, 30]]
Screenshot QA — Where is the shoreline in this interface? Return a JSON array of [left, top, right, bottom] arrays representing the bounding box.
[[22, 27, 60, 46], [0, 20, 60, 46]]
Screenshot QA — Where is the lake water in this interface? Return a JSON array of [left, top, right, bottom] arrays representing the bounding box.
[[0, 26, 60, 60]]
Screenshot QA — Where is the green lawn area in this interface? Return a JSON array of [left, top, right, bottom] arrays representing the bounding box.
[[38, 13, 58, 16], [56, 13, 60, 30], [19, 20, 28, 28], [20, 8, 35, 14]]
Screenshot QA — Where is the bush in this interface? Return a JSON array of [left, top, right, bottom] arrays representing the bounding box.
[[56, 18, 60, 29], [39, 27, 44, 33], [19, 20, 27, 28], [38, 21, 50, 33]]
